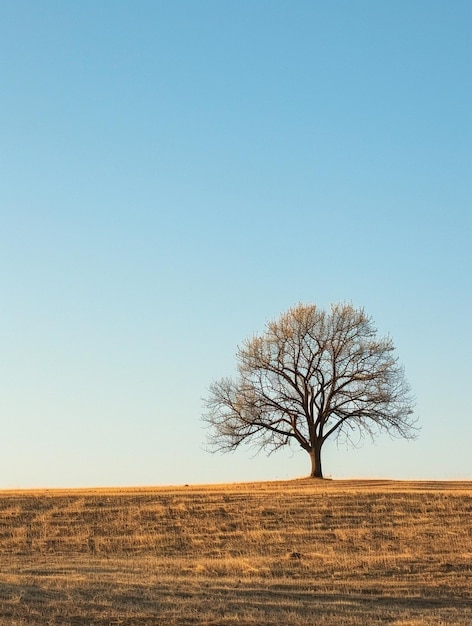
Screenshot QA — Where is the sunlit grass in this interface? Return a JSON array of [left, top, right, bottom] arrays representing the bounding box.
[[0, 479, 471, 624]]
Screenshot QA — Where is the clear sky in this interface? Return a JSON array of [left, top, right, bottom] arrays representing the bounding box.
[[1, 0, 470, 488]]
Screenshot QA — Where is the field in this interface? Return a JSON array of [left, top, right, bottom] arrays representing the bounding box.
[[0, 479, 471, 625]]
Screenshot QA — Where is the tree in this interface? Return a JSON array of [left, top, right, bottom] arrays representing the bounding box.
[[203, 303, 417, 478]]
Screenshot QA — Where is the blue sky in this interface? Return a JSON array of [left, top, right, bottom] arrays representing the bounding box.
[[1, 0, 470, 488]]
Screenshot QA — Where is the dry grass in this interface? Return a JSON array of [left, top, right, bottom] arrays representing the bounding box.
[[0, 479, 471, 624]]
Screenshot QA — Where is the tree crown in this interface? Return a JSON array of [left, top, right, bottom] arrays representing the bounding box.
[[203, 302, 417, 476]]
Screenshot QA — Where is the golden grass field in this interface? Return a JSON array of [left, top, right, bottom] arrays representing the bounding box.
[[0, 479, 471, 625]]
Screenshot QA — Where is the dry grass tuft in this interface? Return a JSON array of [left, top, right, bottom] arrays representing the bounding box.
[[0, 479, 471, 624]]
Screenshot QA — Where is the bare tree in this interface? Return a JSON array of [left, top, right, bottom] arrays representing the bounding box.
[[203, 303, 417, 478]]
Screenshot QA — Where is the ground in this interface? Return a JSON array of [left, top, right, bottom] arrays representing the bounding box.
[[0, 479, 471, 624]]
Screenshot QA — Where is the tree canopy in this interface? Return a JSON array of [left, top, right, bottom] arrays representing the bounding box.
[[203, 302, 417, 478]]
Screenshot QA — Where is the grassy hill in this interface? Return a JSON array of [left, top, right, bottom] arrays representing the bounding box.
[[1, 479, 471, 624]]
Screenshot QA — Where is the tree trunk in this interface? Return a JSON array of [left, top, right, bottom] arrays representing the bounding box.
[[309, 443, 323, 478]]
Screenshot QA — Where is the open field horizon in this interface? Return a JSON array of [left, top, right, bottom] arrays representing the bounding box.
[[2, 477, 472, 496], [1, 479, 471, 624]]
